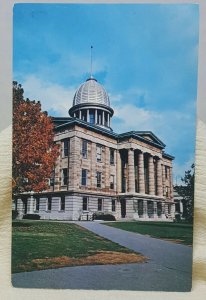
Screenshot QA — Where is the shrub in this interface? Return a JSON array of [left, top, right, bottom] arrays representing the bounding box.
[[12, 210, 19, 220], [174, 214, 181, 222], [23, 214, 40, 220], [93, 213, 116, 221]]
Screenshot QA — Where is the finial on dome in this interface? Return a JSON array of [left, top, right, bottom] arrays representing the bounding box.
[[90, 45, 93, 79]]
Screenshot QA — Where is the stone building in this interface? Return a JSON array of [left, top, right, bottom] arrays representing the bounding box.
[[15, 76, 175, 221]]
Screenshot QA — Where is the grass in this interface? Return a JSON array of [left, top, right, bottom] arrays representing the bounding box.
[[12, 221, 146, 273], [105, 221, 193, 246]]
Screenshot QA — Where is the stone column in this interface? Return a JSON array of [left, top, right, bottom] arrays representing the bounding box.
[[79, 110, 82, 120], [169, 167, 174, 198], [74, 112, 76, 118], [128, 148, 135, 193], [162, 164, 166, 197], [157, 159, 163, 196], [133, 200, 139, 220], [102, 111, 105, 126], [153, 201, 157, 219], [138, 152, 145, 194], [143, 200, 148, 218], [27, 193, 34, 214], [161, 202, 166, 219], [171, 203, 175, 219], [116, 150, 122, 193], [17, 198, 24, 219], [108, 115, 110, 127], [180, 200, 183, 214], [148, 155, 155, 195], [87, 109, 89, 122], [95, 109, 97, 124]]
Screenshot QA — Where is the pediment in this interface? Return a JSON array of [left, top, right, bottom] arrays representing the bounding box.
[[135, 131, 166, 148]]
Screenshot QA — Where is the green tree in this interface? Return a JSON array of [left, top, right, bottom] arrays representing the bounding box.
[[176, 164, 194, 223], [13, 81, 59, 193]]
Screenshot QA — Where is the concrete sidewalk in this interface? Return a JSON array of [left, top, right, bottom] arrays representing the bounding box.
[[12, 221, 192, 291], [75, 221, 192, 273]]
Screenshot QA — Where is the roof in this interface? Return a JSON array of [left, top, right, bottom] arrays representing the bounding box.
[[53, 117, 174, 153], [72, 77, 110, 107], [162, 152, 175, 160]]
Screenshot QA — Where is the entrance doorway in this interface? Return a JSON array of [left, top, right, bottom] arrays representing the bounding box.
[[120, 199, 126, 218]]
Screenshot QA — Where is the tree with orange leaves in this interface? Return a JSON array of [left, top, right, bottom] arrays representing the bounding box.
[[13, 81, 59, 193]]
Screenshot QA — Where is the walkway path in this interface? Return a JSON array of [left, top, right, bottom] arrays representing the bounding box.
[[76, 221, 192, 273], [12, 221, 192, 291]]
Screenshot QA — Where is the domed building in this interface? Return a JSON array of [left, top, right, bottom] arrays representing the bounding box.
[[69, 77, 113, 131], [15, 75, 175, 221]]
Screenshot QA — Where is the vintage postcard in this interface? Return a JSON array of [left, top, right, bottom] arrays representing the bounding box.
[[11, 2, 198, 291]]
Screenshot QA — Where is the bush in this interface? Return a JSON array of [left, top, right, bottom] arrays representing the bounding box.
[[12, 210, 19, 220], [93, 213, 116, 221], [174, 214, 181, 222], [23, 214, 40, 220]]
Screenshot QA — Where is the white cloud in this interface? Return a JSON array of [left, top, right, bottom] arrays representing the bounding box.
[[22, 75, 75, 117]]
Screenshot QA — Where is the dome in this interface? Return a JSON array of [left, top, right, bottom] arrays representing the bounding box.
[[73, 77, 110, 107]]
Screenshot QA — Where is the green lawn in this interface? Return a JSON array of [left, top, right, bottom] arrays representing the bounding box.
[[105, 221, 193, 246], [12, 221, 145, 273]]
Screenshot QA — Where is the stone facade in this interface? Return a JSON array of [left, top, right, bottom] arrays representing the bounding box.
[[14, 120, 175, 221], [14, 76, 175, 221]]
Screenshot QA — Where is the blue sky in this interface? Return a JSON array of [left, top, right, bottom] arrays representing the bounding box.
[[13, 3, 199, 183]]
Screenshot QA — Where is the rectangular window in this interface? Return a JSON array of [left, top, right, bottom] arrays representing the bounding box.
[[60, 196, 65, 211], [82, 197, 88, 211], [112, 199, 116, 212], [63, 139, 69, 157], [96, 145, 102, 162], [110, 175, 114, 189], [35, 198, 40, 211], [96, 172, 102, 188], [47, 197, 52, 211], [81, 169, 87, 186], [82, 140, 88, 158], [98, 198, 103, 211], [110, 149, 115, 165], [89, 111, 95, 124], [61, 168, 68, 186]]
